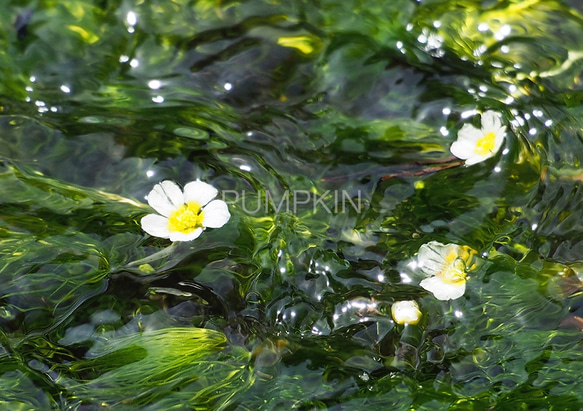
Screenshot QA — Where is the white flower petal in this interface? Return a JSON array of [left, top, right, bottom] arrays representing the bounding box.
[[450, 139, 478, 160], [169, 227, 203, 242], [147, 181, 184, 217], [141, 214, 171, 239], [492, 126, 506, 151], [481, 110, 502, 131], [183, 180, 218, 207], [464, 153, 490, 166], [456, 123, 482, 143], [417, 241, 450, 276], [391, 300, 422, 325], [420, 277, 466, 300], [202, 200, 231, 228]]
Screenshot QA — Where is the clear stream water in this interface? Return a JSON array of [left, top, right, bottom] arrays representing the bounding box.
[[2, 0, 583, 409]]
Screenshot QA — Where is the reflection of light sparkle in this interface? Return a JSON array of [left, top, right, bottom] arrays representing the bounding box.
[[495, 24, 512, 41], [126, 11, 137, 26], [400, 273, 413, 284], [148, 80, 162, 90]]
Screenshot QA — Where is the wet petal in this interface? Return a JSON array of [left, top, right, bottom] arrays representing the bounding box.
[[147, 181, 184, 217], [464, 153, 490, 166], [169, 227, 204, 242], [457, 123, 482, 143], [418, 241, 449, 276], [481, 110, 502, 131], [183, 180, 218, 207], [420, 277, 466, 300], [141, 214, 171, 238], [492, 127, 506, 151], [450, 139, 478, 160], [202, 200, 231, 228]]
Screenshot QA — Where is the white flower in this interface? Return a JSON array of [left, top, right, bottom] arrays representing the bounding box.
[[391, 300, 422, 325], [450, 110, 506, 165], [141, 180, 230, 242], [417, 241, 476, 301]]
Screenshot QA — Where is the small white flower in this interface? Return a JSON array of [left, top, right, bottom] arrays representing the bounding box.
[[450, 110, 506, 165], [417, 241, 476, 301], [141, 180, 230, 242], [391, 300, 422, 325]]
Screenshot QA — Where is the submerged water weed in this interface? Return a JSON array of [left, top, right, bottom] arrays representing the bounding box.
[[416, 241, 477, 300], [141, 180, 230, 241], [61, 327, 253, 409], [450, 111, 506, 166]]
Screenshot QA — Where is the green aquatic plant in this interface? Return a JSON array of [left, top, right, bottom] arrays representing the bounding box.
[[0, 161, 147, 339], [59, 327, 253, 409]]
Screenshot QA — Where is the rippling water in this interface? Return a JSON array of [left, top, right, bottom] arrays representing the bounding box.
[[2, 0, 583, 409]]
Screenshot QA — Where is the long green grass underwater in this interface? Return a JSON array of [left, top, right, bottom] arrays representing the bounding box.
[[2, 0, 583, 409]]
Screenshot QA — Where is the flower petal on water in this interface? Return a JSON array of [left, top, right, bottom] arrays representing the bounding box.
[[183, 180, 218, 207], [420, 276, 466, 300], [481, 110, 502, 131], [202, 200, 231, 228], [417, 241, 450, 276], [168, 227, 204, 242], [147, 181, 184, 217], [141, 214, 171, 238]]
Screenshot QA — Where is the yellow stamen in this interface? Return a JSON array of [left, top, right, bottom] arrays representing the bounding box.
[[167, 202, 204, 234], [441, 251, 468, 284], [475, 131, 496, 156]]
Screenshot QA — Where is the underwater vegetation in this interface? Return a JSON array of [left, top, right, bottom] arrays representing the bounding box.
[[2, 0, 583, 409]]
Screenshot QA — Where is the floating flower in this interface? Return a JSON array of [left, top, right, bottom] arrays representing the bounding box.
[[450, 110, 506, 165], [391, 300, 422, 325], [417, 241, 476, 300], [141, 180, 230, 241]]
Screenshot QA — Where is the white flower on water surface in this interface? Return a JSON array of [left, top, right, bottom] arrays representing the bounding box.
[[417, 241, 476, 301], [450, 110, 506, 165], [141, 180, 230, 241], [391, 300, 422, 325]]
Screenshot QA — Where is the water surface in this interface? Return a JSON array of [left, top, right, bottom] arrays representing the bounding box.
[[2, 0, 583, 409]]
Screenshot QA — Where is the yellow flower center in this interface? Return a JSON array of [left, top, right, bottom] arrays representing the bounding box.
[[474, 131, 496, 156], [441, 251, 467, 284], [167, 202, 204, 234]]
